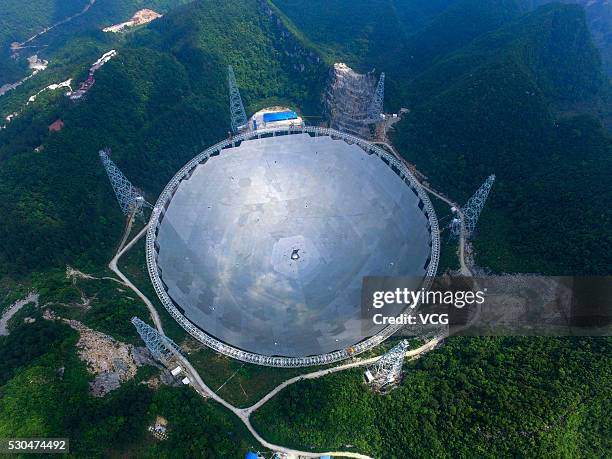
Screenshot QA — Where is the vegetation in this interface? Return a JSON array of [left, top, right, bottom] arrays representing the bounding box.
[[0, 316, 256, 458], [393, 5, 611, 274], [0, 1, 610, 457], [0, 0, 327, 278], [271, 0, 527, 102], [34, 269, 152, 343], [0, 0, 86, 44], [0, 0, 193, 86], [267, 0, 411, 71], [0, 316, 72, 386], [252, 336, 612, 458], [0, 0, 87, 85], [3, 0, 606, 277], [272, 0, 612, 275]]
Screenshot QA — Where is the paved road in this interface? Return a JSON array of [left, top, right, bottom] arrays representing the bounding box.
[[172, 334, 440, 459], [116, 213, 135, 253], [108, 223, 165, 334], [244, 336, 442, 416], [0, 293, 39, 336]]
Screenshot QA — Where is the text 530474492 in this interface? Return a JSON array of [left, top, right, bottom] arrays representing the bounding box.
[[0, 439, 69, 454]]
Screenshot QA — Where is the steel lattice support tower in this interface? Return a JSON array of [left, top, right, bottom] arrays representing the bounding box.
[[228, 65, 248, 133], [462, 174, 495, 238], [365, 339, 409, 392], [367, 72, 385, 122], [131, 317, 182, 363], [99, 149, 148, 216]]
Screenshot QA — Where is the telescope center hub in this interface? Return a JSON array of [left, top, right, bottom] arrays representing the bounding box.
[[271, 235, 319, 279]]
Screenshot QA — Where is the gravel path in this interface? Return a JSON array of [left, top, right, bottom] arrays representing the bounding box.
[[0, 292, 39, 335]]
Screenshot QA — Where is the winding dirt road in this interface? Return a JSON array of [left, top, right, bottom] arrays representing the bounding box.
[[11, 0, 96, 51], [0, 293, 39, 336], [108, 223, 164, 333]]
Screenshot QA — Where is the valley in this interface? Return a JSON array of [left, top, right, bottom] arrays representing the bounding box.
[[0, 1, 609, 457]]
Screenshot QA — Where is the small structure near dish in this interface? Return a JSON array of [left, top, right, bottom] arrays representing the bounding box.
[[170, 366, 182, 377], [148, 416, 169, 440], [249, 107, 304, 131]]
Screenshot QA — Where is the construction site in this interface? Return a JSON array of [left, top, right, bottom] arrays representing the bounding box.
[[102, 9, 162, 33], [66, 50, 117, 100]]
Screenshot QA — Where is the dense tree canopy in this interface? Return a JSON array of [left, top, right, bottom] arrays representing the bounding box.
[[272, 0, 612, 274], [253, 336, 612, 458], [0, 1, 610, 457], [0, 0, 327, 276]]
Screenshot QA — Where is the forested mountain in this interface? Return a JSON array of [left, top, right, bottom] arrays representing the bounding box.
[[0, 0, 192, 86], [528, 0, 612, 75], [270, 0, 524, 97], [0, 0, 87, 84], [1, 0, 608, 278], [272, 0, 612, 78], [405, 3, 602, 105], [0, 1, 610, 457], [271, 0, 612, 274], [0, 0, 86, 52], [399, 4, 611, 274], [253, 336, 611, 458], [0, 0, 327, 276]]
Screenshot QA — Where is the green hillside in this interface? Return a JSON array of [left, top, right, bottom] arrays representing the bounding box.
[[0, 0, 87, 44], [270, 0, 526, 99], [392, 4, 611, 274], [253, 336, 612, 458], [133, 0, 328, 114], [0, 313, 255, 457], [271, 0, 611, 275], [0, 1, 610, 457], [0, 0, 192, 86], [399, 0, 523, 73], [391, 0, 460, 35], [0, 3, 328, 451], [3, 0, 608, 278], [527, 0, 612, 76], [0, 0, 328, 276], [0, 0, 88, 84], [404, 3, 603, 106], [267, 0, 410, 71]]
